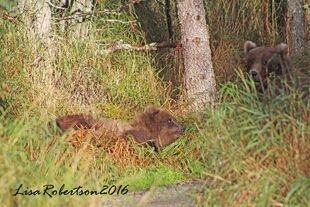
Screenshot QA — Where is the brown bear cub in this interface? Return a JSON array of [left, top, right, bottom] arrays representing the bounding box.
[[53, 106, 185, 151], [244, 41, 291, 91]]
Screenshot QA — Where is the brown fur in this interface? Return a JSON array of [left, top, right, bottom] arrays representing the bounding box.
[[54, 106, 185, 151], [244, 41, 291, 91], [55, 114, 98, 132]]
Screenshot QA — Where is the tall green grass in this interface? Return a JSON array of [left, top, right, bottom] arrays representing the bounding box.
[[1, 72, 309, 206]]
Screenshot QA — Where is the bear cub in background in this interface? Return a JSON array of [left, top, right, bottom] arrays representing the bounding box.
[[53, 106, 185, 151], [244, 41, 291, 91]]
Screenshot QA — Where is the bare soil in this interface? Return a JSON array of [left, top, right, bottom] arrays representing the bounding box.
[[102, 180, 202, 207]]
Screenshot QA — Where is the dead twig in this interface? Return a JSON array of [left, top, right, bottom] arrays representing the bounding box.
[[99, 40, 178, 55], [103, 19, 135, 24], [53, 9, 121, 21]]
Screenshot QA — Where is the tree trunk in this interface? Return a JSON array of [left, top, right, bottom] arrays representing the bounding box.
[[18, 0, 51, 42], [287, 0, 306, 56], [71, 0, 94, 38], [176, 0, 216, 110], [18, 0, 55, 112]]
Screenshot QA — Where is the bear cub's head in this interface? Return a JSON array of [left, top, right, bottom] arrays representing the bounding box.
[[244, 41, 290, 91], [133, 106, 185, 150]]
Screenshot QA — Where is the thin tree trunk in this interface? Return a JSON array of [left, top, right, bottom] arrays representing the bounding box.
[[287, 0, 306, 56], [176, 0, 216, 110], [71, 0, 94, 38]]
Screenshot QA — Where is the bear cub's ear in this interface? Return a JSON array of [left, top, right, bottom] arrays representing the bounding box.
[[144, 105, 160, 117], [244, 41, 257, 54], [275, 43, 288, 55]]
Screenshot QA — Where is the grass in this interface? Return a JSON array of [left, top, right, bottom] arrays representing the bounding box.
[[1, 70, 309, 206], [0, 0, 16, 10], [1, 0, 309, 206]]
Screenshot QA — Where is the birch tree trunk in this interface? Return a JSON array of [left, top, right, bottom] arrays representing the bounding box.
[[71, 0, 94, 38], [176, 0, 216, 110], [18, 0, 56, 112], [287, 0, 306, 56], [18, 0, 51, 42]]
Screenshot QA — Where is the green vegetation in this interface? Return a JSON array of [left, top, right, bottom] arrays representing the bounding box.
[[0, 0, 309, 206], [0, 0, 16, 10]]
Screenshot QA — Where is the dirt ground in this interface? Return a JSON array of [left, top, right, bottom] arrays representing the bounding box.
[[102, 181, 202, 207]]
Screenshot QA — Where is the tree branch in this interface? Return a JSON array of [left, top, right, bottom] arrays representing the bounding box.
[[53, 9, 121, 21], [99, 40, 178, 55]]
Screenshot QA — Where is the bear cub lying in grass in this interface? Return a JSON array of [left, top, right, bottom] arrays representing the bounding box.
[[52, 106, 185, 151]]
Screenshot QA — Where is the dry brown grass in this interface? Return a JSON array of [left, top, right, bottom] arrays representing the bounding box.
[[65, 129, 152, 169], [211, 40, 241, 82]]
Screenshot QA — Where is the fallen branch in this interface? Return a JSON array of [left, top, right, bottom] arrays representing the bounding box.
[[53, 9, 121, 21], [100, 40, 179, 55], [103, 19, 136, 24]]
